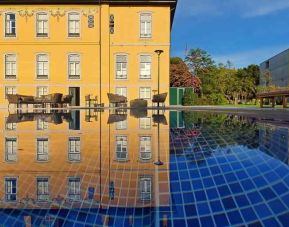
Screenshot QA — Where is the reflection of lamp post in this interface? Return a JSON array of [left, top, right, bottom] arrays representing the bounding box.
[[154, 120, 163, 166], [154, 50, 164, 107]]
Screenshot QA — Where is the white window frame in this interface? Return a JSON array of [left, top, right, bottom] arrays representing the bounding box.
[[139, 136, 152, 160], [5, 137, 17, 162], [68, 12, 80, 37], [68, 54, 81, 79], [36, 12, 49, 37], [4, 54, 17, 79], [115, 87, 127, 98], [5, 177, 17, 202], [36, 86, 48, 97], [140, 55, 152, 79], [139, 117, 151, 129], [4, 12, 16, 37], [139, 87, 151, 100], [5, 117, 16, 131], [140, 13, 152, 38], [36, 54, 49, 79], [115, 120, 127, 130], [68, 177, 81, 200], [5, 86, 16, 99], [115, 136, 128, 161], [37, 177, 49, 201], [36, 138, 49, 161], [139, 176, 152, 201], [37, 119, 48, 130], [68, 137, 80, 161], [115, 54, 128, 80]]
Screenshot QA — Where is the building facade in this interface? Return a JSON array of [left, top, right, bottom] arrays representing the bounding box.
[[260, 49, 289, 87], [0, 0, 177, 107]]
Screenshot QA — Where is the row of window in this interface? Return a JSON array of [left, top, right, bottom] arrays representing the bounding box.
[[4, 176, 152, 202], [4, 12, 152, 38], [5, 136, 152, 162], [3, 53, 153, 80]]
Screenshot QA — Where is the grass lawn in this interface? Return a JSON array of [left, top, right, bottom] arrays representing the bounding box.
[[218, 104, 284, 108]]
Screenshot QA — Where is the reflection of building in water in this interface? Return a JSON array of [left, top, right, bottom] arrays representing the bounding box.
[[0, 110, 170, 215], [259, 124, 289, 164]]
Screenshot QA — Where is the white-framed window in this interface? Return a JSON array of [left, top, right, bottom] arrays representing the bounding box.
[[139, 87, 151, 100], [37, 119, 48, 130], [5, 13, 16, 37], [5, 137, 17, 162], [37, 138, 49, 161], [115, 87, 127, 98], [116, 120, 127, 130], [115, 136, 128, 161], [68, 177, 81, 200], [140, 55, 152, 79], [68, 137, 80, 161], [5, 177, 17, 202], [37, 177, 49, 201], [5, 86, 16, 99], [68, 12, 80, 37], [139, 176, 152, 201], [139, 136, 152, 160], [36, 54, 49, 79], [5, 117, 16, 131], [139, 117, 151, 129], [5, 54, 16, 79], [68, 54, 80, 79], [116, 55, 128, 79], [36, 13, 48, 37], [140, 13, 152, 38], [36, 86, 48, 97]]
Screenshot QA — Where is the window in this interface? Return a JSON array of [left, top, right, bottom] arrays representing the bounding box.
[[68, 177, 81, 200], [139, 136, 151, 160], [36, 54, 49, 79], [116, 55, 128, 79], [68, 54, 80, 79], [116, 120, 127, 130], [5, 13, 16, 37], [139, 177, 152, 201], [265, 61, 270, 69], [5, 178, 17, 202], [140, 13, 152, 38], [115, 87, 127, 97], [37, 138, 49, 161], [37, 119, 48, 130], [37, 177, 49, 201], [68, 13, 80, 37], [139, 117, 151, 129], [139, 87, 151, 100], [5, 86, 16, 99], [36, 13, 48, 37], [5, 117, 16, 131], [36, 86, 48, 97], [5, 54, 16, 79], [68, 137, 80, 161], [140, 55, 151, 79], [5, 138, 17, 162], [116, 136, 128, 161]]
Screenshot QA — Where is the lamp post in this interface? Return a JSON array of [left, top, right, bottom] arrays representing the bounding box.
[[154, 119, 163, 166], [154, 50, 164, 107]]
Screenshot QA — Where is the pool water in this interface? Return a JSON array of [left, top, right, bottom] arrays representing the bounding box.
[[1, 109, 289, 226]]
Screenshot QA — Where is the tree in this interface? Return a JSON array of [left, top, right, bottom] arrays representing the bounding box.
[[170, 57, 201, 91], [185, 48, 215, 75]]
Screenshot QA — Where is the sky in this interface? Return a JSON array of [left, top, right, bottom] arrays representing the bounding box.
[[171, 0, 289, 68]]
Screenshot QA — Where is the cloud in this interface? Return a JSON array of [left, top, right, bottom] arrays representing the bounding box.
[[213, 45, 289, 68], [177, 0, 289, 18]]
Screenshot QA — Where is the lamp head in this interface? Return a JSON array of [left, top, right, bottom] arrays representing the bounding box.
[[154, 50, 164, 55]]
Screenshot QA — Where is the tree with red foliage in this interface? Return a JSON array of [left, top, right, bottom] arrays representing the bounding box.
[[170, 57, 201, 92]]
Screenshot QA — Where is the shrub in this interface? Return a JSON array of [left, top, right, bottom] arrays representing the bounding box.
[[207, 93, 227, 105]]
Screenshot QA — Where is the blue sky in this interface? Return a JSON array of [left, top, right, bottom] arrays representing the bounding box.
[[171, 0, 289, 68]]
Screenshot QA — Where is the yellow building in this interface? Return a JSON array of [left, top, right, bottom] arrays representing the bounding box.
[[0, 0, 177, 107], [0, 110, 170, 213]]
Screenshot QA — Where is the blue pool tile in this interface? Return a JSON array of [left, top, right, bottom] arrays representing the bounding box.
[[186, 218, 200, 227], [200, 216, 214, 226], [213, 214, 229, 227], [183, 192, 195, 203], [240, 207, 258, 222], [262, 218, 281, 227], [203, 177, 215, 188], [213, 175, 226, 185], [227, 210, 243, 225], [260, 187, 277, 200], [195, 191, 207, 201], [241, 179, 256, 190], [229, 182, 243, 194], [222, 197, 237, 210], [196, 202, 210, 216], [235, 195, 250, 207], [247, 191, 263, 204], [268, 199, 287, 215], [192, 180, 204, 190], [210, 200, 223, 212], [277, 212, 289, 226], [181, 181, 192, 191], [235, 170, 249, 180], [272, 182, 288, 195], [210, 166, 221, 174], [217, 185, 231, 197], [254, 204, 272, 218], [173, 219, 186, 226], [185, 204, 197, 217], [206, 188, 219, 200], [224, 173, 237, 183], [252, 176, 268, 187]]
